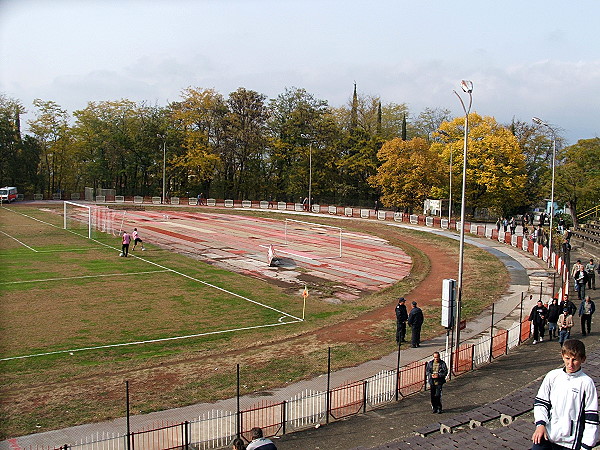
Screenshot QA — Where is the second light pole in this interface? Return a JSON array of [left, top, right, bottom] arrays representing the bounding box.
[[157, 134, 167, 204], [452, 80, 473, 363], [300, 134, 312, 212]]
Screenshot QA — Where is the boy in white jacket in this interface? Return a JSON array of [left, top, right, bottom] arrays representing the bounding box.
[[532, 339, 599, 449]]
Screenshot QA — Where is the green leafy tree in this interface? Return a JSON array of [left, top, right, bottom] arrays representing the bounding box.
[[554, 138, 600, 227], [510, 119, 566, 213], [410, 107, 452, 141], [222, 87, 269, 198], [28, 99, 71, 197], [168, 87, 226, 197], [267, 87, 334, 202]]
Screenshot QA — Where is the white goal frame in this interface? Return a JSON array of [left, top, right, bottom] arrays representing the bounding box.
[[64, 201, 92, 238], [284, 218, 343, 257]]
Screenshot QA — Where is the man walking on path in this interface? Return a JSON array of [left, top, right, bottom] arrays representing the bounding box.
[[529, 299, 548, 344], [395, 297, 408, 344], [407, 301, 424, 348], [579, 295, 595, 336], [585, 258, 596, 290], [425, 352, 448, 414], [557, 308, 574, 346]]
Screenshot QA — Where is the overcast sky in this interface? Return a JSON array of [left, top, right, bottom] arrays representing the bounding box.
[[1, 0, 599, 144]]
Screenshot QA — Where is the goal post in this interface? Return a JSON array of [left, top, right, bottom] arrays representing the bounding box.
[[284, 218, 343, 258], [64, 201, 92, 238], [64, 202, 127, 239]]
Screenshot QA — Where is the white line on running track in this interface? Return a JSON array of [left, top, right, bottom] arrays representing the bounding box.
[[0, 270, 172, 285], [0, 229, 38, 252], [0, 320, 303, 362]]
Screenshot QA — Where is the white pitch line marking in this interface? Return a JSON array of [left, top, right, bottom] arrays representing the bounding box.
[[0, 229, 38, 252], [0, 270, 171, 285], [0, 320, 303, 362]]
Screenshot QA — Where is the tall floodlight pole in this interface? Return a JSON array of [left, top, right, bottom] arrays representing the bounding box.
[[300, 134, 312, 212], [532, 117, 557, 268], [157, 134, 166, 204], [452, 80, 473, 363]]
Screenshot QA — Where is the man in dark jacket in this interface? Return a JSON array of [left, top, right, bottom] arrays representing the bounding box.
[[425, 352, 448, 413], [529, 299, 549, 344], [395, 297, 408, 344], [407, 301, 424, 348], [560, 294, 577, 317]]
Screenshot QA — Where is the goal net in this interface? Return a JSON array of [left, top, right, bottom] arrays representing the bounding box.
[[64, 202, 127, 239], [284, 218, 343, 259]]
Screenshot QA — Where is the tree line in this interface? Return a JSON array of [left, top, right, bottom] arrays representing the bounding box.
[[1, 85, 598, 220]]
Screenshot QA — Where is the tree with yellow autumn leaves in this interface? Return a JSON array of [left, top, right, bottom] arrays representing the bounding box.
[[371, 114, 527, 215]]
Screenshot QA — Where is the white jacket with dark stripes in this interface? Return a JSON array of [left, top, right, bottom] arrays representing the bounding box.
[[534, 367, 599, 449]]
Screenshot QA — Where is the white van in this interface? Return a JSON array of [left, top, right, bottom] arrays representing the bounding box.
[[0, 186, 18, 203]]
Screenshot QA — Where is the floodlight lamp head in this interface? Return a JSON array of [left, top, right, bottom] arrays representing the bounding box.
[[460, 80, 473, 93], [532, 117, 545, 125]]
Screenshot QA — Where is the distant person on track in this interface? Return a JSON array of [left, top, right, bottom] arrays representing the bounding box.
[[426, 352, 448, 414], [121, 231, 130, 257], [395, 297, 408, 344], [246, 427, 277, 450], [407, 301, 424, 348], [532, 339, 598, 450], [132, 228, 145, 251]]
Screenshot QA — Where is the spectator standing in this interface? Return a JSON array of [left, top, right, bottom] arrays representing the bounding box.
[[585, 258, 596, 290], [557, 308, 574, 346], [425, 352, 448, 414], [394, 297, 408, 344], [557, 217, 565, 233], [407, 301, 424, 348], [572, 259, 585, 281], [578, 295, 595, 336], [509, 216, 516, 234], [531, 339, 598, 450], [529, 299, 549, 344], [574, 266, 588, 301], [121, 231, 131, 257], [246, 427, 277, 450], [546, 298, 560, 341]]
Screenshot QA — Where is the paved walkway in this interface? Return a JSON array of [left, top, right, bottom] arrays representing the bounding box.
[[0, 213, 569, 449]]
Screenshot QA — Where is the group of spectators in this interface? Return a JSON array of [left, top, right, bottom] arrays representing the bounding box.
[[528, 294, 595, 345], [394, 297, 424, 348]]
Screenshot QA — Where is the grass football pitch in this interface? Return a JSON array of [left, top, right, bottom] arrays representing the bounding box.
[[0, 204, 307, 363]]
